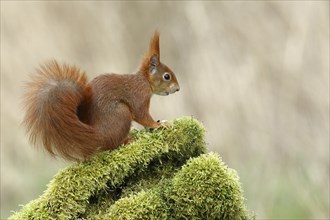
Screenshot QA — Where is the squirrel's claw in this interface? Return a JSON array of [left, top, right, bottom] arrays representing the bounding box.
[[147, 120, 172, 132], [158, 120, 172, 128]]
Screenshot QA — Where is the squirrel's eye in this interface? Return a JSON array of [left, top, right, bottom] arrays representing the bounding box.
[[163, 73, 171, 81]]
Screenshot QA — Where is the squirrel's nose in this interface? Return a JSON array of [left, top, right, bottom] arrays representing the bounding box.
[[170, 83, 180, 94], [174, 85, 180, 93]]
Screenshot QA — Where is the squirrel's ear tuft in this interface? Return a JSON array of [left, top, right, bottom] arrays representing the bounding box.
[[149, 31, 160, 58]]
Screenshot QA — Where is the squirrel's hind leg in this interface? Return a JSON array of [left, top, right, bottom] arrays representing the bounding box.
[[96, 103, 132, 151]]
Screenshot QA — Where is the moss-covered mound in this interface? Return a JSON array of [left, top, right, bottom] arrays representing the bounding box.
[[10, 117, 254, 219]]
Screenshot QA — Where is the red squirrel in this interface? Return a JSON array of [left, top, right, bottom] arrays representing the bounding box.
[[23, 31, 180, 161]]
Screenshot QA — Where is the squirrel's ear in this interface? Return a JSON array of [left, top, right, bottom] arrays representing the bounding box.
[[149, 54, 159, 74], [140, 31, 161, 74]]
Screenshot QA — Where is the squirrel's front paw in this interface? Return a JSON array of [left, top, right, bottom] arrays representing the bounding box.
[[157, 120, 173, 128], [146, 120, 172, 132]]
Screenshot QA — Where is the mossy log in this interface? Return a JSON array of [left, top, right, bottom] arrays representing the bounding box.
[[10, 117, 254, 219]]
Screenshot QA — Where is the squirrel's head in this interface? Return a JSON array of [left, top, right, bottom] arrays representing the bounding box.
[[140, 31, 180, 96]]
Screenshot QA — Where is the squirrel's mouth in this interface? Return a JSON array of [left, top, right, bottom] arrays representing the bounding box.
[[156, 91, 170, 96], [155, 85, 180, 96]]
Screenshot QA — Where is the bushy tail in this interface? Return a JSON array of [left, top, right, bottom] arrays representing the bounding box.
[[23, 60, 103, 161]]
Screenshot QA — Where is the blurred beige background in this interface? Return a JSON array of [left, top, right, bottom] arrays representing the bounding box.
[[1, 1, 329, 219]]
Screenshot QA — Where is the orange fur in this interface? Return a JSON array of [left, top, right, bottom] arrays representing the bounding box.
[[140, 31, 160, 76], [22, 31, 180, 161]]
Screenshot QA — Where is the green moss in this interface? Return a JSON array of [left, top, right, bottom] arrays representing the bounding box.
[[9, 117, 254, 220], [165, 153, 252, 220]]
